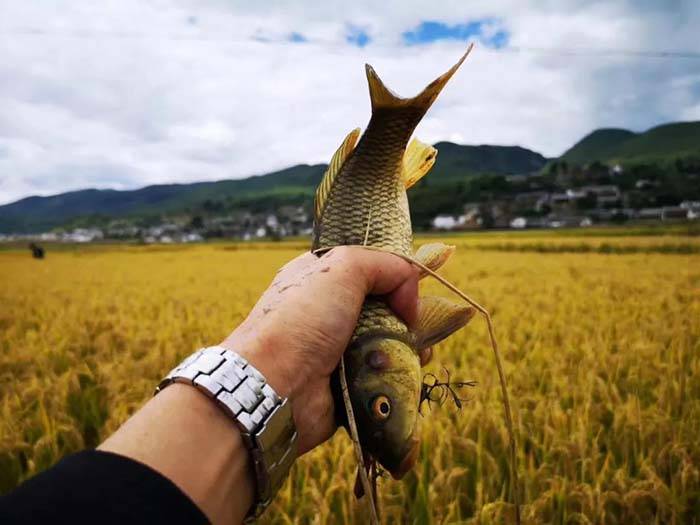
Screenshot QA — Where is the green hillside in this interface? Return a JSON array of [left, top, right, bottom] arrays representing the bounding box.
[[430, 142, 547, 181], [0, 143, 545, 233], [0, 164, 325, 233], [2, 120, 696, 234], [560, 129, 636, 164], [561, 121, 700, 164], [615, 121, 700, 162]]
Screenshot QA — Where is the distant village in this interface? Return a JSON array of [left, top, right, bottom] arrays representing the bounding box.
[[0, 205, 314, 244], [2, 163, 699, 244], [433, 184, 699, 231]]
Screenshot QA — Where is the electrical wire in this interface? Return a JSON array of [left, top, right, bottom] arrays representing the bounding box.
[[1, 28, 699, 59]]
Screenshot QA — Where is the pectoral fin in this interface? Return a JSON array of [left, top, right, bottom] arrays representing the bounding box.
[[402, 138, 437, 189], [414, 296, 476, 350], [414, 242, 456, 277]]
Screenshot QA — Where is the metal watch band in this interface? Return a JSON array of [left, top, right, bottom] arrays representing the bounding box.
[[155, 346, 298, 522]]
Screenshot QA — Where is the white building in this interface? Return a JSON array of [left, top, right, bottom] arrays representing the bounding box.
[[65, 228, 104, 243], [581, 185, 621, 206], [432, 215, 458, 230], [182, 233, 203, 243], [510, 217, 527, 229]]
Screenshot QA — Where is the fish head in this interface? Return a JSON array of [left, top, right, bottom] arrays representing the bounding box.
[[348, 334, 422, 479]]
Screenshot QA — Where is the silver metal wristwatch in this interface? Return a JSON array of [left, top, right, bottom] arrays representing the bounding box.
[[155, 346, 298, 522]]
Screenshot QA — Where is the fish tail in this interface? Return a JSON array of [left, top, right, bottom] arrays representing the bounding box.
[[365, 43, 473, 116]]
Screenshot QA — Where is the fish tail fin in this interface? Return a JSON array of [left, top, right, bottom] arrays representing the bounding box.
[[365, 63, 403, 110], [365, 43, 473, 115]]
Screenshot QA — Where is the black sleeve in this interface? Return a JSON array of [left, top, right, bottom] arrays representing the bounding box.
[[0, 450, 208, 525]]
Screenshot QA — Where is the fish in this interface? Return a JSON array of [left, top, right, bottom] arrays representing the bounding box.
[[312, 47, 476, 481]]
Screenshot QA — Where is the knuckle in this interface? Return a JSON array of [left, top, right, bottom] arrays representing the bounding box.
[[330, 246, 359, 269], [325, 246, 374, 289]]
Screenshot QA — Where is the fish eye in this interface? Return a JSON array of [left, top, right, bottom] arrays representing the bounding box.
[[371, 395, 391, 420]]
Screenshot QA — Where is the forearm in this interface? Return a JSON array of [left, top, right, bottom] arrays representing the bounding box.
[[99, 383, 254, 525]]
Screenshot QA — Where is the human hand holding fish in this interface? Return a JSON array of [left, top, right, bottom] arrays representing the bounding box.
[[222, 246, 426, 455]]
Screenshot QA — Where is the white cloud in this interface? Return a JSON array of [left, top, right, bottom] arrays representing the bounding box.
[[0, 0, 699, 204]]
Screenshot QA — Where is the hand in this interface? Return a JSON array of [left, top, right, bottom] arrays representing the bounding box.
[[222, 246, 420, 455]]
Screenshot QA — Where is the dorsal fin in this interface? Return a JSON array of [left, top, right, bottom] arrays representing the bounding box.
[[402, 138, 437, 189], [314, 128, 361, 222]]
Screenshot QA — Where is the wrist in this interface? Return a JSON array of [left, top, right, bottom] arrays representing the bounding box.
[[221, 330, 296, 401], [156, 345, 298, 522]]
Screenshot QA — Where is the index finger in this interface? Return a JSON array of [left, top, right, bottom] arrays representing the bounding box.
[[324, 246, 419, 326]]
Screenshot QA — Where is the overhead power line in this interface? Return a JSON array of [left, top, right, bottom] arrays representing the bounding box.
[[502, 45, 700, 59], [1, 28, 699, 59]]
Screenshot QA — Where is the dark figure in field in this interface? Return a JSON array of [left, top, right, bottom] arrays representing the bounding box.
[[29, 243, 44, 259]]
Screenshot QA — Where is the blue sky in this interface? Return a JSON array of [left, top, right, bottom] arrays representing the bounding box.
[[402, 20, 508, 48], [288, 32, 307, 43], [0, 0, 699, 204], [345, 24, 371, 47], [288, 19, 509, 49]]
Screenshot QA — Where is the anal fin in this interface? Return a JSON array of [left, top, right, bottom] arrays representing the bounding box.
[[414, 296, 476, 350]]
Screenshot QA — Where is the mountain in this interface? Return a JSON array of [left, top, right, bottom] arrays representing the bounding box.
[[561, 121, 700, 164], [614, 121, 700, 161], [0, 164, 327, 233], [0, 143, 546, 233], [559, 129, 637, 164], [430, 142, 547, 181]]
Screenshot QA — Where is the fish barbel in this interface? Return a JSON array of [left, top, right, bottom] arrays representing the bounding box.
[[312, 47, 476, 480]]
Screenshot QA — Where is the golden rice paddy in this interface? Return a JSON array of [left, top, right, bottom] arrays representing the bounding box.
[[0, 232, 698, 524]]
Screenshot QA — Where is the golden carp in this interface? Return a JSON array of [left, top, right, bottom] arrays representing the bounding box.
[[312, 48, 475, 480]]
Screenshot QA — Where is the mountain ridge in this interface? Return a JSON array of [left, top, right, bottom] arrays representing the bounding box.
[[0, 142, 547, 232], [561, 121, 700, 164], [2, 121, 698, 233]]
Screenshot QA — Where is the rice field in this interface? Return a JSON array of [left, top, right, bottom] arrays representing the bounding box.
[[0, 232, 698, 524]]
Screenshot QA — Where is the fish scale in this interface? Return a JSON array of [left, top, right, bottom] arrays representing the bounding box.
[[352, 299, 411, 344], [314, 109, 424, 254]]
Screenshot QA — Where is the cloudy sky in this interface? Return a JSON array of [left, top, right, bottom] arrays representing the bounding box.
[[1, 0, 699, 204]]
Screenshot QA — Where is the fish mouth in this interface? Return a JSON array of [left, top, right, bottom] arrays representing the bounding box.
[[388, 436, 420, 480]]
